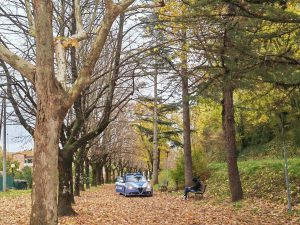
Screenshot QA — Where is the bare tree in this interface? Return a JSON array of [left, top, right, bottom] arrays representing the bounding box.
[[0, 0, 136, 224]]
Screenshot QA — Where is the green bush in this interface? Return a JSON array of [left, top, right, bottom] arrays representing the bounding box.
[[170, 149, 210, 188], [14, 166, 33, 188], [158, 169, 175, 187]]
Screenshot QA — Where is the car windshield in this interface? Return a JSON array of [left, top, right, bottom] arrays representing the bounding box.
[[126, 176, 146, 183]]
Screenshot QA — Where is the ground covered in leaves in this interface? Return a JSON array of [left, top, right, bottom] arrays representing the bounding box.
[[0, 185, 299, 225]]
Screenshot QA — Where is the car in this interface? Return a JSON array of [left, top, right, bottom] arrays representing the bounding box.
[[115, 173, 153, 197]]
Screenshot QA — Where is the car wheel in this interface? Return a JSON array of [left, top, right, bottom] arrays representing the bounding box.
[[124, 188, 127, 197]]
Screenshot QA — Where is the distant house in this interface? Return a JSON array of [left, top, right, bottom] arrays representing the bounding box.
[[12, 150, 34, 170]]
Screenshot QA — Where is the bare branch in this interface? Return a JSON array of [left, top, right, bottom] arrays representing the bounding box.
[[105, 0, 114, 11], [70, 0, 88, 41], [87, 0, 100, 34], [25, 0, 35, 36], [126, 0, 165, 12], [117, 0, 136, 11], [0, 43, 35, 84], [0, 60, 34, 135], [54, 40, 67, 89]]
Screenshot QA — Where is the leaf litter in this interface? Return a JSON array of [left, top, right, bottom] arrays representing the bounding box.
[[0, 185, 299, 225]]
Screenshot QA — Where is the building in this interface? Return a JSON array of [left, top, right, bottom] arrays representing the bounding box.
[[12, 150, 34, 170]]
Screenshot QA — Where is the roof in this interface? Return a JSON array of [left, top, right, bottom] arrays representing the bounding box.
[[13, 150, 34, 157]]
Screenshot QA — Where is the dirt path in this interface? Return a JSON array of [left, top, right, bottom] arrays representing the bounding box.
[[0, 185, 299, 225]]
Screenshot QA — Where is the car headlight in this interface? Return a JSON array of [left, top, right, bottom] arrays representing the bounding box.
[[146, 184, 152, 190], [127, 184, 134, 190]]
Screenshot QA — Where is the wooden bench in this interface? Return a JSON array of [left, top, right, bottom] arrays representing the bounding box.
[[190, 183, 206, 199]]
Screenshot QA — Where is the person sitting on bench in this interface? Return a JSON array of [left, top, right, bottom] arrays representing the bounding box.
[[183, 177, 202, 200]]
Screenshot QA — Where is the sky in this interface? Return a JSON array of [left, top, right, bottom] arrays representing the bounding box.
[[1, 124, 33, 153], [0, 102, 33, 153]]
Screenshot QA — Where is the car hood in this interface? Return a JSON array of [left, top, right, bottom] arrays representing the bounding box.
[[126, 181, 149, 188]]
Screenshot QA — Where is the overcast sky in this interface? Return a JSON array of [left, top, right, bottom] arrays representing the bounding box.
[[1, 121, 33, 153]]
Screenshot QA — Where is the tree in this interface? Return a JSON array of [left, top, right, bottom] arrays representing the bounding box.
[[134, 99, 182, 179], [154, 0, 195, 187], [185, 0, 300, 201], [0, 0, 136, 224]]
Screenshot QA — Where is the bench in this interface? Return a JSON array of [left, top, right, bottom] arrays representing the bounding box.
[[159, 180, 168, 192], [189, 183, 206, 199]]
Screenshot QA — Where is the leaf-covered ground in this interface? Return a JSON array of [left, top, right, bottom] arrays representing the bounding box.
[[0, 185, 299, 225]]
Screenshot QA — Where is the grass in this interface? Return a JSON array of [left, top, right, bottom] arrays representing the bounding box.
[[232, 200, 244, 209], [207, 157, 300, 204], [163, 157, 300, 204], [0, 189, 31, 198], [239, 139, 300, 160]]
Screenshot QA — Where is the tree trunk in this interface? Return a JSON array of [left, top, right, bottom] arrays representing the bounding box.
[[100, 166, 104, 184], [85, 158, 90, 189], [158, 148, 161, 172], [58, 155, 76, 216], [30, 1, 64, 224], [74, 159, 81, 196], [80, 159, 85, 191], [112, 169, 116, 181], [121, 167, 124, 177], [181, 32, 193, 187], [91, 164, 97, 187], [181, 74, 193, 187], [222, 83, 244, 202], [152, 71, 159, 185], [238, 112, 246, 151], [97, 165, 103, 185], [105, 165, 112, 183], [70, 167, 75, 203], [31, 112, 62, 225]]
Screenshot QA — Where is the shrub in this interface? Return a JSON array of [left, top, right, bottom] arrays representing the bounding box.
[[14, 166, 33, 188], [170, 149, 210, 188]]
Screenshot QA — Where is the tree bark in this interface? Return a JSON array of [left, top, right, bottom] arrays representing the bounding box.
[[74, 159, 81, 196], [85, 158, 90, 189], [222, 83, 244, 202], [91, 164, 97, 187], [58, 155, 76, 216], [181, 74, 193, 187], [31, 112, 63, 225], [30, 1, 65, 224], [238, 112, 246, 151], [70, 168, 75, 203], [152, 71, 159, 185], [181, 32, 193, 187], [112, 169, 116, 181], [105, 164, 112, 183], [97, 164, 103, 185], [80, 159, 85, 191], [99, 166, 104, 185]]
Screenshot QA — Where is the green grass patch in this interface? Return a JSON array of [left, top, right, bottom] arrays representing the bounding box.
[[239, 139, 300, 160], [207, 157, 300, 204], [232, 200, 244, 209], [0, 189, 31, 198]]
